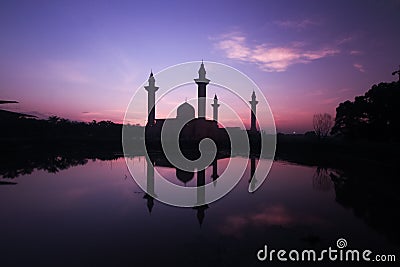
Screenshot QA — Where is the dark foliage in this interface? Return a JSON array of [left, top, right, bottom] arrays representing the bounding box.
[[331, 81, 400, 140], [0, 115, 144, 143]]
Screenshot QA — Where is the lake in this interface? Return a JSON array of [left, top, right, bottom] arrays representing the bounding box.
[[0, 156, 398, 266]]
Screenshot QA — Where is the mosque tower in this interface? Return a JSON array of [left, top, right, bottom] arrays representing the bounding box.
[[144, 71, 159, 126], [211, 94, 220, 122], [249, 91, 258, 132], [194, 61, 210, 119]]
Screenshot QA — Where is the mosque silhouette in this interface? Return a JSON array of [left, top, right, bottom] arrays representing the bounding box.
[[143, 154, 259, 226], [144, 61, 260, 150], [141, 62, 261, 225]]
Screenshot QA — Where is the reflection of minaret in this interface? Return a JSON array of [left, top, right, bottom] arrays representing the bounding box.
[[193, 169, 208, 226], [176, 168, 194, 186], [194, 61, 210, 119], [144, 71, 159, 126], [143, 156, 155, 213], [143, 194, 154, 213], [249, 156, 257, 192], [197, 170, 205, 205], [211, 158, 219, 186], [211, 94, 220, 122], [249, 91, 258, 132]]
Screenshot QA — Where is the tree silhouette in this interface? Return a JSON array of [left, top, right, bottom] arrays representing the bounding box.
[[331, 81, 400, 140], [392, 65, 400, 82], [313, 113, 333, 138], [312, 167, 332, 191]]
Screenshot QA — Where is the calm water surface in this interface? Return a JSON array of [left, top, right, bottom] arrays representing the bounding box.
[[0, 157, 398, 266]]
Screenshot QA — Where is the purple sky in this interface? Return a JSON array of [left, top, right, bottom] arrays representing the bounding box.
[[1, 0, 399, 133]]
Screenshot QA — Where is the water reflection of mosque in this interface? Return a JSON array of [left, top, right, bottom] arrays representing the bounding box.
[[143, 154, 258, 226], [140, 61, 262, 224]]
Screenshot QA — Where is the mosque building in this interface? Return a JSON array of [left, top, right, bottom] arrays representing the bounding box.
[[142, 62, 261, 224], [144, 62, 259, 148]]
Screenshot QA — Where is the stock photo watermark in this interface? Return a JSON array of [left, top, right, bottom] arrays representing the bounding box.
[[257, 238, 396, 263]]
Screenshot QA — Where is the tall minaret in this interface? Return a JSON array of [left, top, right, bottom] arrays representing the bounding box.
[[194, 61, 210, 119], [211, 94, 220, 122], [249, 91, 258, 132], [144, 71, 159, 126]]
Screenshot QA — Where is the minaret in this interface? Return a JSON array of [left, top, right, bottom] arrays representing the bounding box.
[[211, 94, 220, 122], [194, 61, 210, 119], [249, 91, 258, 132], [144, 71, 159, 126]]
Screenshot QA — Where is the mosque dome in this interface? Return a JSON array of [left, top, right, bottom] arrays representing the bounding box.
[[176, 102, 195, 121], [176, 168, 194, 185]]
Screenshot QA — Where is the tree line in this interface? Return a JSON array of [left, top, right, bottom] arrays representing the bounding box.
[[0, 114, 143, 144], [313, 81, 400, 141]]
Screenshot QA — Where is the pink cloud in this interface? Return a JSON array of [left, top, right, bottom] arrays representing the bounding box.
[[44, 60, 91, 84], [274, 19, 318, 29], [219, 216, 248, 238], [218, 204, 328, 238], [321, 96, 341, 105], [337, 36, 354, 45], [250, 205, 294, 225], [215, 34, 251, 60], [213, 32, 339, 72], [353, 63, 365, 72], [350, 50, 363, 55]]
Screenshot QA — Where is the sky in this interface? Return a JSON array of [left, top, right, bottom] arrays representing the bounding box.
[[1, 0, 400, 133]]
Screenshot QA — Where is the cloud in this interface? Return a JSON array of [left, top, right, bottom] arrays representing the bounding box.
[[214, 34, 251, 60], [44, 60, 91, 84], [338, 87, 352, 93], [81, 111, 101, 115], [218, 204, 293, 238], [3, 106, 50, 119], [321, 96, 341, 105], [306, 89, 326, 97], [337, 36, 354, 45], [213, 32, 339, 72], [353, 63, 365, 72], [250, 205, 294, 225], [218, 204, 328, 238], [349, 50, 363, 55], [274, 19, 317, 29], [27, 110, 51, 118]]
